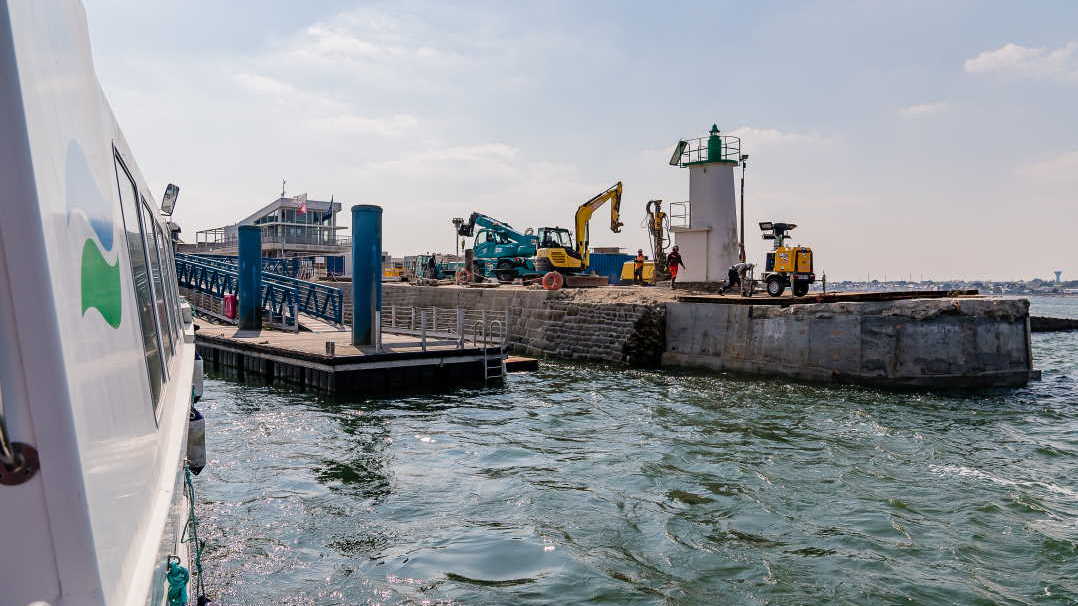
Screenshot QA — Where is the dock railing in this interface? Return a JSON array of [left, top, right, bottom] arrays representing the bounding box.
[[379, 305, 509, 351], [176, 253, 343, 326], [176, 255, 300, 330]]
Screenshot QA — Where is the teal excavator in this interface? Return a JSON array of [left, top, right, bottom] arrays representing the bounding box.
[[456, 212, 542, 282]]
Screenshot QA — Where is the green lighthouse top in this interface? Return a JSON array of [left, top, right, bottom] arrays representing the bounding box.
[[669, 123, 741, 167]]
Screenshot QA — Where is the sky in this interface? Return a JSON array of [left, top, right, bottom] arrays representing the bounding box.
[[82, 0, 1078, 282]]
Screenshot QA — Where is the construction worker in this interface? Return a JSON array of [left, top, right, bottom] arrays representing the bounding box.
[[426, 255, 438, 279], [633, 249, 645, 285], [722, 262, 755, 294], [666, 246, 686, 286]]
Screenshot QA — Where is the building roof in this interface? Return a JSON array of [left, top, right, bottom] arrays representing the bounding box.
[[238, 196, 340, 226]]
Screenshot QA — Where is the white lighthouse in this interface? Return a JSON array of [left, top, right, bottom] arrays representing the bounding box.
[[669, 125, 741, 283]]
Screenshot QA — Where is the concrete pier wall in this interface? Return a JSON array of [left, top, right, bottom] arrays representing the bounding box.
[[382, 285, 666, 366], [664, 298, 1033, 388]]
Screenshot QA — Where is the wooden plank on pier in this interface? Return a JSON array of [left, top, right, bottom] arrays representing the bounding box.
[[194, 322, 509, 395], [505, 356, 539, 372], [676, 289, 980, 306], [194, 324, 499, 365], [297, 313, 340, 333]]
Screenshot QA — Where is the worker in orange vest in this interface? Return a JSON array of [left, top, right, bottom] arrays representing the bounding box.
[[633, 249, 645, 285]]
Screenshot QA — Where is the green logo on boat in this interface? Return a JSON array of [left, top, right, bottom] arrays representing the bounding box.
[[80, 239, 121, 327], [68, 141, 122, 328]]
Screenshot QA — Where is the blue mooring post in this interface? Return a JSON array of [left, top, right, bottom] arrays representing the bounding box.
[[238, 225, 262, 330], [351, 205, 383, 346]]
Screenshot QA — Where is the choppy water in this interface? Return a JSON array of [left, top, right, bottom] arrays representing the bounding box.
[[196, 298, 1078, 605]]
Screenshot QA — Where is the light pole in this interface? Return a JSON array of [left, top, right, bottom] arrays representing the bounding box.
[[451, 218, 464, 257], [739, 154, 749, 263]]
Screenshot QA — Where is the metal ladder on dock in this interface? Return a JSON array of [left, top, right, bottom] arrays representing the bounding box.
[[476, 319, 507, 382], [483, 348, 506, 382]]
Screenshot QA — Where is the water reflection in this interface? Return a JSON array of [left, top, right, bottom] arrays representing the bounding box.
[[196, 332, 1078, 605]]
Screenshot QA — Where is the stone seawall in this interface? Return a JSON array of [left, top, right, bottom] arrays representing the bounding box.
[[664, 298, 1034, 388], [381, 284, 666, 366]]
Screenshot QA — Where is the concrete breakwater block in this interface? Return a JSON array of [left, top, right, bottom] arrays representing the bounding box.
[[664, 297, 1035, 388]]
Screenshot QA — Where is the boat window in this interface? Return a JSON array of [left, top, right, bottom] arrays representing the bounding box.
[[114, 155, 165, 409], [161, 226, 182, 336], [141, 197, 175, 357], [151, 218, 181, 340]]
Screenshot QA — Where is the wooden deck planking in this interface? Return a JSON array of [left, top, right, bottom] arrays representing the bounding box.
[[195, 323, 482, 359]]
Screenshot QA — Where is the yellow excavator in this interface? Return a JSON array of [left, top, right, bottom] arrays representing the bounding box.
[[534, 182, 623, 286]]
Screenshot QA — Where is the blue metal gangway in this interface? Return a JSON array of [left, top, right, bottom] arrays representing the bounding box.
[[176, 253, 343, 328]]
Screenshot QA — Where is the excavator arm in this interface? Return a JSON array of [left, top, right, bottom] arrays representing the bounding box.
[[573, 181, 623, 261], [457, 212, 534, 246]]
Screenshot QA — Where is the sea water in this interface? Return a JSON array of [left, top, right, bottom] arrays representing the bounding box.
[[196, 297, 1077, 604]]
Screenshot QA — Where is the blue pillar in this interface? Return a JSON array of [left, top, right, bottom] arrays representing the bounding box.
[[238, 225, 262, 330], [351, 205, 382, 346]]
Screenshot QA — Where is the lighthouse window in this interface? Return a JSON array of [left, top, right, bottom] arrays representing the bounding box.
[[114, 154, 165, 409]]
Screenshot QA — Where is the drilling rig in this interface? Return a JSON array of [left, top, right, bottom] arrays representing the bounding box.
[[645, 199, 669, 280]]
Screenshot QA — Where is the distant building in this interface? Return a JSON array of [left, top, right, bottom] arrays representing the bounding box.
[[1055, 270, 1063, 283], [187, 195, 349, 258]]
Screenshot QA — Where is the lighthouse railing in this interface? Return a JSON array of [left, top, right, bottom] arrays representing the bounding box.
[[668, 201, 691, 229], [675, 134, 741, 166]]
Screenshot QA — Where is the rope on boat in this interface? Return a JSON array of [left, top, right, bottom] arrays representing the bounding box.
[[182, 465, 214, 604]]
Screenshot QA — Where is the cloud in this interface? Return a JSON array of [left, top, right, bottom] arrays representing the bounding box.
[[964, 41, 1078, 83], [310, 113, 419, 136], [361, 143, 522, 180], [726, 126, 814, 146], [1017, 150, 1078, 182], [898, 101, 949, 118], [233, 71, 419, 137]]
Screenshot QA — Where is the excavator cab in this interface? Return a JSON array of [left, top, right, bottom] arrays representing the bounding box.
[[535, 182, 622, 275]]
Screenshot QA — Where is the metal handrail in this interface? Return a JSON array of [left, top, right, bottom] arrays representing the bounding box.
[[488, 319, 505, 346], [675, 134, 741, 166], [177, 254, 342, 325], [378, 305, 509, 351], [668, 201, 690, 228], [175, 256, 299, 330]]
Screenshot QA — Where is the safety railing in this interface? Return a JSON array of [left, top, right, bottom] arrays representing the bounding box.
[[668, 201, 690, 228], [175, 255, 300, 330], [177, 254, 342, 325], [378, 305, 509, 351], [180, 253, 309, 278], [674, 134, 741, 166]]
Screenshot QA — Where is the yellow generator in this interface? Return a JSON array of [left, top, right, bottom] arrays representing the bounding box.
[[759, 221, 815, 297]]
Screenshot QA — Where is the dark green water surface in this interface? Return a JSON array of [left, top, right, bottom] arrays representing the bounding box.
[[197, 307, 1077, 605]]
